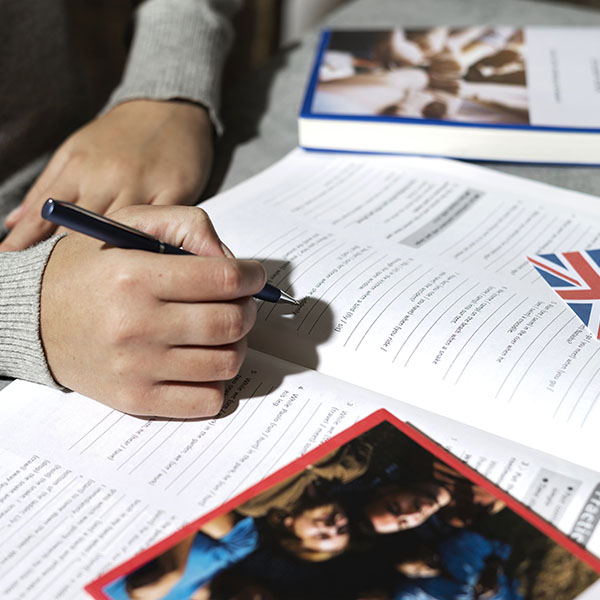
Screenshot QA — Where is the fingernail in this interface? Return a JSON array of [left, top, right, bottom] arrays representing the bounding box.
[[220, 241, 235, 258], [5, 205, 24, 226]]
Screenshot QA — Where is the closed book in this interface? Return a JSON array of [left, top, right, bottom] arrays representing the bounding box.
[[299, 27, 600, 164]]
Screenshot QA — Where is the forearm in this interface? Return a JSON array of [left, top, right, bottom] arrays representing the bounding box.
[[105, 0, 241, 133], [0, 237, 62, 386]]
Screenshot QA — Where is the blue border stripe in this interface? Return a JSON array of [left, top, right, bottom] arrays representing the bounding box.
[[300, 30, 331, 117]]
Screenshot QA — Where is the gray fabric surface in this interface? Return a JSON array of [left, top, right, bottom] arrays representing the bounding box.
[[213, 0, 600, 199], [0, 0, 237, 390]]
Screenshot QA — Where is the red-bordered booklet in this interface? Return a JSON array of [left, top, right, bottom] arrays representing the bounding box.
[[87, 409, 600, 599]]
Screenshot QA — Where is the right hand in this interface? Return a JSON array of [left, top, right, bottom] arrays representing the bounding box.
[[40, 205, 266, 418]]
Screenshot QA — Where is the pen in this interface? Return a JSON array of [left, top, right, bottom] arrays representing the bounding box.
[[41, 198, 299, 305]]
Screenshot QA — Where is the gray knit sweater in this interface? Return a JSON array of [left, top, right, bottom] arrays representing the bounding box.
[[0, 0, 238, 388]]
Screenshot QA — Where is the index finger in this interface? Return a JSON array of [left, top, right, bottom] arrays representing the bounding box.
[[136, 253, 267, 302]]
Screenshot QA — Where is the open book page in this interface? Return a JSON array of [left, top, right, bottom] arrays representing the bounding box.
[[0, 351, 600, 598], [0, 447, 185, 600], [2, 350, 599, 596], [0, 352, 379, 522], [230, 149, 600, 282], [203, 149, 600, 470]]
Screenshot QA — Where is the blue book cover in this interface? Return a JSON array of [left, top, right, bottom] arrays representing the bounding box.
[[299, 27, 600, 164]]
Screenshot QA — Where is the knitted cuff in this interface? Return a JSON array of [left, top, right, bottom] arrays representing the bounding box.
[[0, 236, 64, 387], [103, 0, 238, 135]]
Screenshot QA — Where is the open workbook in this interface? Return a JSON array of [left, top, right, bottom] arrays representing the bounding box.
[[1, 149, 600, 597]]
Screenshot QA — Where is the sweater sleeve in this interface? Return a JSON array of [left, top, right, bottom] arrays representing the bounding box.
[[103, 0, 241, 134], [0, 236, 63, 387]]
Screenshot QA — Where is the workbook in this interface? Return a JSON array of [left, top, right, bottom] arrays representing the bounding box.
[[299, 27, 600, 164], [2, 150, 600, 597], [89, 412, 599, 599]]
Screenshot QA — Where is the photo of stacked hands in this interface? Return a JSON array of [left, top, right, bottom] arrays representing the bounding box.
[[316, 27, 529, 124]]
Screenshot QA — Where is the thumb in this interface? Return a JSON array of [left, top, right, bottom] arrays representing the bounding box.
[[107, 205, 231, 258]]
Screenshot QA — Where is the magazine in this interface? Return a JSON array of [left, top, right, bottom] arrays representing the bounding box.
[[88, 411, 600, 599]]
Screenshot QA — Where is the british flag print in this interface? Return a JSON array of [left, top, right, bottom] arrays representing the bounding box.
[[527, 249, 600, 339]]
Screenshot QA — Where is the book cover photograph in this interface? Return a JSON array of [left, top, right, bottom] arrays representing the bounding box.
[[88, 411, 599, 600], [299, 27, 600, 163], [312, 27, 529, 125]]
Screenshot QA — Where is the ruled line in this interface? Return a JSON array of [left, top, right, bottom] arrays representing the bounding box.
[[438, 204, 506, 257], [257, 400, 322, 480], [263, 239, 344, 321], [579, 381, 600, 428], [79, 414, 127, 455], [455, 296, 529, 385], [443, 293, 517, 381], [176, 384, 270, 496], [507, 314, 574, 403], [307, 252, 382, 336], [553, 346, 600, 418], [495, 308, 567, 400], [254, 227, 302, 260], [269, 160, 340, 208], [227, 400, 319, 499], [458, 206, 523, 264], [567, 364, 600, 425], [298, 250, 380, 333], [127, 421, 187, 475], [6, 474, 80, 539], [164, 383, 267, 492], [68, 410, 117, 450], [490, 213, 549, 272], [102, 502, 149, 551], [117, 420, 171, 471], [352, 266, 431, 351]]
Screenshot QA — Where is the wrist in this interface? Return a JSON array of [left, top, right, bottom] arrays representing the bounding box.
[[109, 98, 212, 131]]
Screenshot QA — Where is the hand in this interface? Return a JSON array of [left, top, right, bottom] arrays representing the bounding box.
[[1, 99, 214, 251], [40, 205, 266, 418]]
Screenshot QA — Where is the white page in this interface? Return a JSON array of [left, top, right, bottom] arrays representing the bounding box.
[[575, 581, 600, 600], [2, 352, 599, 597], [213, 149, 600, 284], [0, 447, 184, 600], [201, 156, 600, 469], [0, 353, 380, 521]]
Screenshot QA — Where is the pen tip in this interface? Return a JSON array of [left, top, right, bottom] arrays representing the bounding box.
[[279, 291, 301, 305]]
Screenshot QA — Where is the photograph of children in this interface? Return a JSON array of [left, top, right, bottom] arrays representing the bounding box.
[[92, 411, 599, 600], [312, 27, 530, 124]]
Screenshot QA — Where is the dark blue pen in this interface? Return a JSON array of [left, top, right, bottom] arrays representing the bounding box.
[[41, 198, 299, 305]]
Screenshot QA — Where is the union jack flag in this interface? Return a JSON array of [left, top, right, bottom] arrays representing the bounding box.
[[527, 249, 600, 339]]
